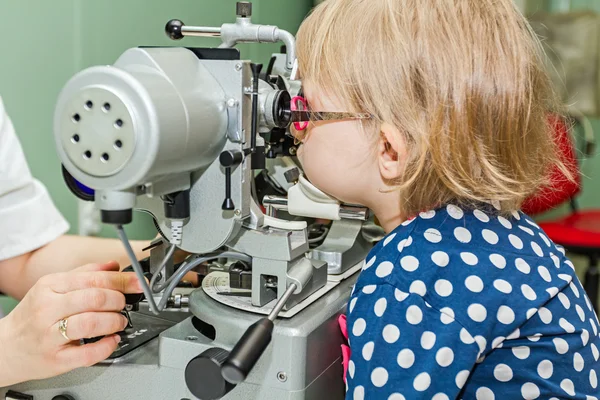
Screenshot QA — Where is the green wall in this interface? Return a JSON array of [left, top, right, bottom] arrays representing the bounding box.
[[0, 0, 312, 241]]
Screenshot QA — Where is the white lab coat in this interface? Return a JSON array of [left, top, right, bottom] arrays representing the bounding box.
[[0, 95, 69, 263]]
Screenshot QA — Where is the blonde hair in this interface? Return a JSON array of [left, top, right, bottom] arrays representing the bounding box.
[[297, 0, 573, 217]]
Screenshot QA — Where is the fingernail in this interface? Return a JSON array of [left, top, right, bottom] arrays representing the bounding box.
[[116, 335, 122, 343]]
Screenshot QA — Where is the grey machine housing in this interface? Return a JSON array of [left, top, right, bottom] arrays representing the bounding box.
[[2, 4, 376, 400]]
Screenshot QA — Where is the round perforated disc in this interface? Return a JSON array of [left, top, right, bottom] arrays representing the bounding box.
[[59, 87, 136, 177]]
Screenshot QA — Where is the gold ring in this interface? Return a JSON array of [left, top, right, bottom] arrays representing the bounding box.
[[58, 318, 70, 341]]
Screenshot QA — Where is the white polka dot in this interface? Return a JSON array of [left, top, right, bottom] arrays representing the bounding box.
[[537, 266, 552, 282], [582, 329, 590, 346], [560, 379, 575, 396], [528, 333, 542, 342], [432, 394, 449, 400], [435, 279, 453, 297], [431, 251, 449, 267], [591, 370, 598, 389], [406, 305, 423, 325], [492, 336, 505, 348], [546, 287, 559, 297], [531, 241, 544, 257], [585, 293, 594, 311], [352, 318, 367, 336], [353, 386, 364, 400], [539, 232, 551, 247], [498, 216, 512, 229], [371, 367, 388, 388], [362, 341, 375, 361], [395, 288, 409, 302], [550, 253, 561, 269], [436, 347, 454, 367], [447, 204, 464, 219], [592, 319, 599, 337], [409, 281, 427, 297], [558, 246, 566, 255], [383, 233, 396, 246], [576, 304, 586, 322], [525, 218, 539, 228], [404, 236, 413, 247], [383, 324, 400, 343], [420, 210, 436, 219], [388, 394, 406, 400], [490, 254, 506, 269], [521, 382, 540, 399], [521, 284, 537, 301], [570, 282, 580, 298], [558, 318, 575, 333], [497, 305, 515, 324], [397, 238, 408, 252], [526, 308, 538, 319], [454, 227, 472, 243], [493, 279, 512, 294], [474, 209, 490, 222], [537, 360, 553, 379], [421, 331, 437, 350], [539, 307, 552, 324], [374, 298, 387, 317], [400, 256, 419, 272], [519, 225, 534, 236], [376, 261, 394, 278], [558, 273, 572, 283], [494, 363, 513, 382], [556, 292, 570, 309], [586, 396, 598, 400], [553, 337, 569, 354], [512, 210, 522, 220], [402, 217, 415, 226], [574, 352, 584, 372], [364, 256, 376, 270], [565, 259, 574, 269], [513, 346, 530, 360], [465, 276, 484, 293], [455, 370, 470, 389], [440, 307, 455, 324], [515, 258, 531, 274], [397, 349, 415, 368], [424, 228, 442, 243], [460, 328, 475, 344], [461, 252, 478, 266], [509, 234, 524, 250], [507, 328, 520, 340], [591, 343, 599, 361], [413, 372, 431, 391], [362, 285, 377, 294], [476, 387, 495, 400], [475, 336, 487, 354], [468, 304, 487, 322], [349, 297, 358, 313], [482, 229, 499, 245]]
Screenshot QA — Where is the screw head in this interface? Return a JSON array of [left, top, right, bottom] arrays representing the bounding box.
[[186, 336, 199, 341], [227, 98, 238, 108], [234, 209, 241, 216], [289, 147, 297, 156], [235, 63, 243, 71], [277, 371, 287, 382]]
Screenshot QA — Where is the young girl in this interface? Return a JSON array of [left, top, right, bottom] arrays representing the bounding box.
[[294, 1, 600, 399]]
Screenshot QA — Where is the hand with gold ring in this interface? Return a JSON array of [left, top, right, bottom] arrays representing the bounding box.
[[0, 261, 144, 387]]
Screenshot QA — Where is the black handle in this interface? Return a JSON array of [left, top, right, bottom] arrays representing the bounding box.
[[165, 19, 184, 40], [221, 318, 274, 384], [220, 150, 244, 211], [185, 348, 235, 400]]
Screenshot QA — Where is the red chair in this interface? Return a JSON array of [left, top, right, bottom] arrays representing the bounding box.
[[522, 116, 599, 314]]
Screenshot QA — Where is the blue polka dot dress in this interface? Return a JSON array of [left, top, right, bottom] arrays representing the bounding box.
[[345, 204, 600, 399]]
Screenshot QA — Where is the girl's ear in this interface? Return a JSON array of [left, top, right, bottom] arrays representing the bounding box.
[[378, 123, 406, 181]]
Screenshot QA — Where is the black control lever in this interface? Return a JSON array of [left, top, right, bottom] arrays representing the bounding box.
[[221, 283, 297, 384], [249, 63, 266, 170], [220, 150, 244, 210]]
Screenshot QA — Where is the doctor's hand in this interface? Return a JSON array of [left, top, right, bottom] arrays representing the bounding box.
[[0, 261, 143, 387]]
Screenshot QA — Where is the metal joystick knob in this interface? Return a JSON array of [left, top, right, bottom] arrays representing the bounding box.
[[185, 348, 235, 400], [236, 2, 252, 18], [220, 150, 244, 211], [165, 19, 185, 40]]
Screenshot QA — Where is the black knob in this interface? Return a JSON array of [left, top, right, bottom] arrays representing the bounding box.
[[185, 348, 235, 400], [222, 318, 274, 384], [284, 168, 300, 184], [165, 19, 184, 40], [52, 396, 75, 400], [236, 2, 252, 17]]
